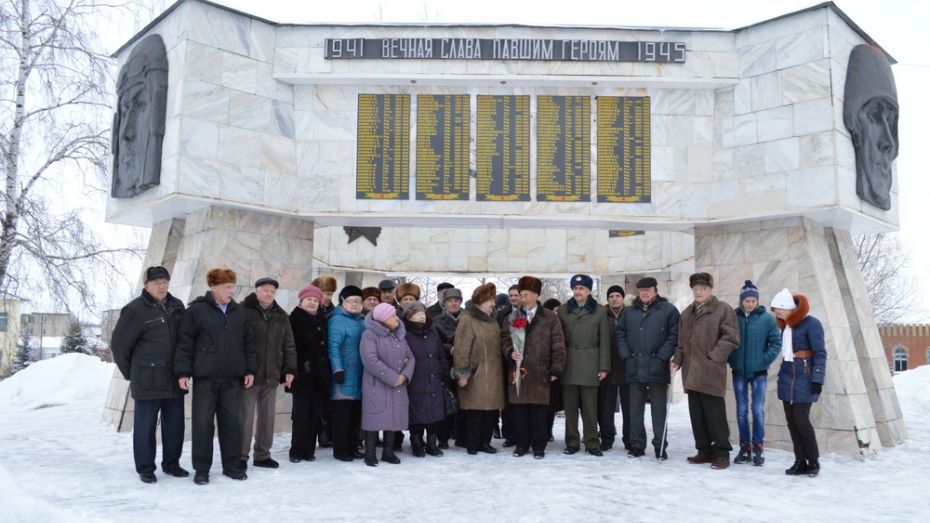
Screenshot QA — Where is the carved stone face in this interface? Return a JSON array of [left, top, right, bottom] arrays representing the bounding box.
[[111, 35, 168, 198], [844, 44, 899, 211], [853, 96, 898, 210]]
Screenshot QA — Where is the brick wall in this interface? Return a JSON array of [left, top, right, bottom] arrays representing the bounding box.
[[879, 324, 930, 372]]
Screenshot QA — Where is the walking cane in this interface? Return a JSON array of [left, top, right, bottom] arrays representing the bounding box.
[[657, 368, 677, 463]]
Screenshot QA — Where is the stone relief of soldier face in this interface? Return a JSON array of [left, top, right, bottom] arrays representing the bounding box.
[[844, 44, 899, 211], [111, 34, 168, 199], [853, 96, 898, 210]]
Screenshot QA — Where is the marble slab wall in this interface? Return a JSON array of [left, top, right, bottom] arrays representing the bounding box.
[[695, 218, 903, 456], [106, 1, 898, 235], [313, 226, 694, 278]]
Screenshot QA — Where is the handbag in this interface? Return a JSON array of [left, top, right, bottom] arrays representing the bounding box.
[[442, 383, 459, 416]]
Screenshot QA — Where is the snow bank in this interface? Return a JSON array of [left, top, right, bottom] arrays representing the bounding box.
[[894, 365, 930, 419], [0, 463, 81, 523], [0, 353, 114, 413]]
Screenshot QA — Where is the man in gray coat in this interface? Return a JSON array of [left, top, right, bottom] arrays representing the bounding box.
[[616, 277, 680, 460]]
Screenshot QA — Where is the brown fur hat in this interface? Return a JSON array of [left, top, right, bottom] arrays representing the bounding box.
[[396, 282, 421, 301], [311, 276, 337, 293], [689, 272, 714, 288], [207, 268, 236, 287], [362, 286, 381, 301], [472, 282, 497, 305], [517, 276, 542, 295]]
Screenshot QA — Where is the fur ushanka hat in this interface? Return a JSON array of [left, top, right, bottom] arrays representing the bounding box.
[[473, 283, 497, 305]]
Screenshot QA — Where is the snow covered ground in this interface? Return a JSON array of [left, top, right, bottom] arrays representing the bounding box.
[[0, 354, 927, 522]]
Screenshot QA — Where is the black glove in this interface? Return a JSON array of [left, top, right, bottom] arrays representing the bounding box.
[[333, 371, 345, 384], [811, 382, 822, 395]]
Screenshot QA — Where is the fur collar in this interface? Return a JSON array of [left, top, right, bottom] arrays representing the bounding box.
[[776, 294, 810, 330], [565, 296, 598, 314], [466, 301, 494, 322]]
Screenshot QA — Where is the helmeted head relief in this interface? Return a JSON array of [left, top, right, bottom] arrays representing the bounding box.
[[111, 34, 169, 199], [843, 44, 899, 211]]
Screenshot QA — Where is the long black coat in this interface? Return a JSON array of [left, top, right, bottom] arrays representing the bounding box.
[[242, 293, 298, 387], [174, 292, 257, 380], [111, 290, 185, 400], [288, 306, 332, 396], [404, 319, 450, 425], [616, 296, 680, 385]]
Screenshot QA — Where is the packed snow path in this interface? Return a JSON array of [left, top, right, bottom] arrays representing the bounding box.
[[1, 354, 927, 522]]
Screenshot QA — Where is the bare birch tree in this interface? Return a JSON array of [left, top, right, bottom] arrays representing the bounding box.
[[1, 0, 138, 311], [855, 233, 923, 323]]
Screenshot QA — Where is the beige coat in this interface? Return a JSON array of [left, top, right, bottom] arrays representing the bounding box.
[[452, 302, 510, 410]]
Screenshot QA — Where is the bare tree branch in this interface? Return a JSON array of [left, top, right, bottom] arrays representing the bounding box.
[[854, 233, 924, 324], [0, 0, 143, 315]]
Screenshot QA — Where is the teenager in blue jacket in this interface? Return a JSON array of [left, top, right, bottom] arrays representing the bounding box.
[[728, 280, 781, 466]]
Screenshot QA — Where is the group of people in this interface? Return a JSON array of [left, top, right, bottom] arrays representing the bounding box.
[[111, 266, 827, 485]]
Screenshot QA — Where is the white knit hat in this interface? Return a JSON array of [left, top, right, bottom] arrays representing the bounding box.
[[770, 289, 797, 310]]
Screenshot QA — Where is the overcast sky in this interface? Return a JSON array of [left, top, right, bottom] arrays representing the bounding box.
[[95, 0, 929, 319]]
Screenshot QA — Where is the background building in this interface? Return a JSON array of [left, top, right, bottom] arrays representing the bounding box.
[[880, 324, 930, 373]]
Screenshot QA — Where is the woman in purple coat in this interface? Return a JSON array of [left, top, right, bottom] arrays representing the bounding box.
[[403, 302, 450, 458], [360, 303, 415, 466]]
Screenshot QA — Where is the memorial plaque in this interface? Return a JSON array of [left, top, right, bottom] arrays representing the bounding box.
[[597, 97, 651, 203], [476, 96, 530, 202], [537, 96, 590, 202], [609, 230, 646, 238], [356, 94, 410, 199], [416, 95, 470, 200]]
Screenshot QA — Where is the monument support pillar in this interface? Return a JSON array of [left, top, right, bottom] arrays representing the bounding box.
[[693, 217, 906, 457], [103, 206, 317, 435]]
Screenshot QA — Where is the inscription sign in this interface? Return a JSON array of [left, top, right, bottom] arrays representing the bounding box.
[[416, 95, 471, 200], [597, 97, 651, 203], [477, 96, 530, 202], [357, 94, 410, 199], [537, 96, 591, 202], [326, 38, 686, 62]]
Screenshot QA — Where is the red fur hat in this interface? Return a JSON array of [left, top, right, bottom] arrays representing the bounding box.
[[207, 268, 236, 287]]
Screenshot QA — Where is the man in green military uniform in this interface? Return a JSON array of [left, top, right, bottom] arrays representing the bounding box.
[[558, 274, 612, 456]]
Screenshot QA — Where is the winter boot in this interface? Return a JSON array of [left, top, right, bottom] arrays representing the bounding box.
[[785, 459, 809, 475], [426, 433, 444, 457], [410, 434, 426, 458], [807, 459, 820, 477], [752, 444, 765, 466], [364, 432, 378, 467], [733, 443, 751, 464], [382, 432, 401, 464]]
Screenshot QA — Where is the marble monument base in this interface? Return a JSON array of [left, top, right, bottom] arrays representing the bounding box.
[[102, 206, 315, 438], [695, 217, 906, 457]]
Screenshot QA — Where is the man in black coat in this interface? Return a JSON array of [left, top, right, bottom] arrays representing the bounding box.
[[175, 268, 257, 485], [616, 277, 680, 460], [111, 266, 187, 484]]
